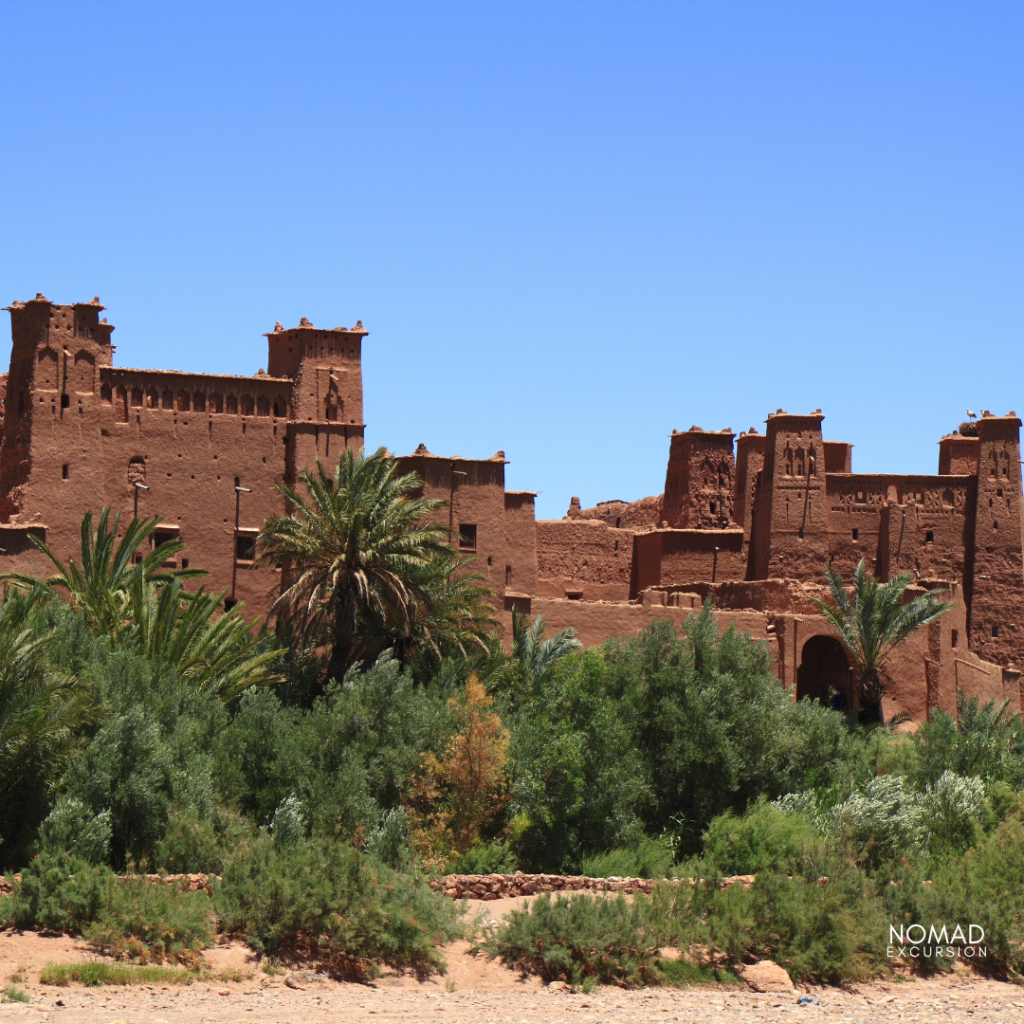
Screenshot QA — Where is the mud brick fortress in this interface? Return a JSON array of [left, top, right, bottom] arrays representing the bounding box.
[[2, 294, 1022, 721]]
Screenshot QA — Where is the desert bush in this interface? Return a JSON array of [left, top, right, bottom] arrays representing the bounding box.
[[406, 676, 510, 869], [451, 842, 517, 875], [270, 795, 307, 849], [84, 873, 214, 965], [214, 834, 462, 978], [4, 851, 212, 964], [701, 800, 820, 876], [4, 851, 111, 932], [479, 891, 670, 987], [920, 771, 985, 854], [671, 862, 890, 983], [364, 806, 411, 868], [38, 798, 112, 865], [154, 805, 251, 875], [576, 838, 674, 879], [923, 812, 1024, 976], [832, 774, 926, 867]]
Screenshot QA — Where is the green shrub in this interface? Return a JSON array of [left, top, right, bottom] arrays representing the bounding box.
[[270, 795, 307, 849], [38, 798, 112, 865], [4, 851, 112, 932], [920, 771, 984, 854], [576, 838, 674, 879], [701, 800, 820, 875], [84, 874, 215, 965], [671, 863, 891, 984], [365, 806, 411, 869], [479, 892, 670, 987], [924, 812, 1024, 976], [833, 774, 926, 867], [214, 834, 462, 978], [452, 842, 517, 875], [154, 805, 251, 875], [4, 850, 213, 965]]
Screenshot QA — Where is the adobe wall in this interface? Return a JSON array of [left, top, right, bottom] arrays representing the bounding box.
[[503, 490, 538, 610], [531, 594, 772, 652], [397, 448, 510, 606], [536, 518, 634, 602], [825, 474, 974, 581], [631, 528, 745, 597]]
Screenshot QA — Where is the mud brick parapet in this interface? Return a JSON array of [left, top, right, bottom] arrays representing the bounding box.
[[433, 872, 755, 899]]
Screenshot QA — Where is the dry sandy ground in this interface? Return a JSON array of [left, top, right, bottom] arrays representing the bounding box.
[[2, 895, 1023, 1023]]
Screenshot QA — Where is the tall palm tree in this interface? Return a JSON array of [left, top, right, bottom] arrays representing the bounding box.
[[255, 447, 466, 676], [2, 509, 205, 644], [811, 559, 954, 723]]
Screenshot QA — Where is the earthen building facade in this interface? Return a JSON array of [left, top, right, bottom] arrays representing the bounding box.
[[2, 295, 1021, 721]]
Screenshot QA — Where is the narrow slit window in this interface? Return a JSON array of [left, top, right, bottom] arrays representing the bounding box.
[[851, 528, 859, 540], [61, 464, 68, 479], [992, 625, 1000, 638], [926, 531, 934, 543]]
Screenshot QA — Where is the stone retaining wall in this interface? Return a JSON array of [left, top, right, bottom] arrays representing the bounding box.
[[434, 871, 755, 900]]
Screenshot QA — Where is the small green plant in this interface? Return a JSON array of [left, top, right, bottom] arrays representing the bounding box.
[[451, 842, 517, 875], [478, 892, 669, 987], [39, 962, 198, 986], [655, 959, 742, 988], [2, 985, 29, 1003], [576, 838, 674, 879]]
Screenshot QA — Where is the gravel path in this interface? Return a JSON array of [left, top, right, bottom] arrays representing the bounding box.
[[3, 975, 1024, 1024]]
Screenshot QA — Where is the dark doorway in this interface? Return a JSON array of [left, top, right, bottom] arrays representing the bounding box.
[[797, 635, 852, 710]]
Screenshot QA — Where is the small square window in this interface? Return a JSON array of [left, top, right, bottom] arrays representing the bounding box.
[[181, 558, 189, 570], [992, 625, 1000, 638], [224, 598, 238, 612], [851, 528, 859, 541], [458, 524, 477, 550], [926, 531, 934, 543], [61, 464, 68, 479], [235, 534, 257, 561], [566, 590, 583, 601]]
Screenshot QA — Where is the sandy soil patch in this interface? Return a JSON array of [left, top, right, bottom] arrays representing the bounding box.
[[3, 897, 1024, 1022]]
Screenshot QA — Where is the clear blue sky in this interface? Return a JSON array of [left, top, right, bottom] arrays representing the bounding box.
[[2, 2, 1022, 519]]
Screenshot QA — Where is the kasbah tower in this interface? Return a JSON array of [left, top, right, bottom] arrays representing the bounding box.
[[2, 293, 1023, 723]]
